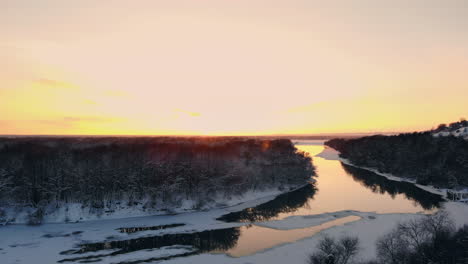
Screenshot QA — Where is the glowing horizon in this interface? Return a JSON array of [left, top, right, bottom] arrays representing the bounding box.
[[2, 1, 467, 136]]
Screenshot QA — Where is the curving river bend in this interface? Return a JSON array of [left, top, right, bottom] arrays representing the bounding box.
[[54, 141, 443, 263]]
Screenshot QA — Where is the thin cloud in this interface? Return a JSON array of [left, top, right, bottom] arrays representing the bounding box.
[[173, 108, 201, 117], [286, 101, 330, 114], [33, 78, 79, 90], [82, 99, 98, 105], [37, 116, 122, 127], [0, 117, 125, 134], [62, 116, 121, 123], [104, 90, 129, 97]]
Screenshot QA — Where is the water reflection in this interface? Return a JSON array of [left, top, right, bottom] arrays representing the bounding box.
[[218, 183, 317, 222], [223, 215, 360, 257], [282, 145, 442, 215], [58, 144, 444, 263], [118, 223, 185, 234], [341, 163, 443, 210], [59, 228, 241, 263], [59, 184, 318, 263], [59, 216, 361, 263]]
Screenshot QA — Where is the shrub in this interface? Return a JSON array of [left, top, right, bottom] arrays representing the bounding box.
[[308, 236, 360, 264]]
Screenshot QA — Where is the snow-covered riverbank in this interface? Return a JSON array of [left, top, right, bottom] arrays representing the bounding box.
[[318, 145, 468, 201], [2, 143, 467, 264], [1, 185, 309, 225], [5, 200, 466, 264], [0, 183, 314, 264], [164, 203, 468, 264]]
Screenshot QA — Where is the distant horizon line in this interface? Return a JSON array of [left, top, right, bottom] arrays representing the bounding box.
[[0, 131, 405, 138]]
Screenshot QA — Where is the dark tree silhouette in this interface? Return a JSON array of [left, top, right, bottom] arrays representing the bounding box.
[[0, 137, 315, 224], [326, 130, 468, 189]]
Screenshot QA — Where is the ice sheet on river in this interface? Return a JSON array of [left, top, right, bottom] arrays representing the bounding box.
[[315, 146, 340, 160], [256, 210, 373, 230]]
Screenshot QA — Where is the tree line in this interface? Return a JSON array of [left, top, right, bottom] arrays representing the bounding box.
[[0, 137, 314, 224], [341, 164, 443, 210], [325, 132, 468, 189]]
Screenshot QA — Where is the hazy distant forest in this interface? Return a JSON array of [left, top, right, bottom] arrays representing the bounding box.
[[0, 137, 314, 222], [326, 121, 468, 189]]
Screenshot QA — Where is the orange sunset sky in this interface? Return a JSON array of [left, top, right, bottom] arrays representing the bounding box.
[[1, 0, 467, 135]]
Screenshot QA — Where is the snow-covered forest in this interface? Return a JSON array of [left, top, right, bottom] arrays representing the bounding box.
[[325, 121, 468, 189], [432, 119, 468, 140], [0, 137, 314, 224]]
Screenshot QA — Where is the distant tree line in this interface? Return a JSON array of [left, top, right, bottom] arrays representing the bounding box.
[[325, 132, 468, 189], [0, 137, 314, 223], [433, 119, 468, 133]]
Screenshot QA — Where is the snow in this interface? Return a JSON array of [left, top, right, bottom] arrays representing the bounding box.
[[256, 210, 369, 230], [1, 186, 304, 225], [338, 155, 468, 199], [161, 205, 468, 264], [2, 187, 467, 264], [314, 146, 340, 160], [0, 208, 231, 264], [433, 126, 468, 140], [0, 184, 313, 264], [164, 205, 468, 264], [2, 142, 468, 264], [442, 202, 468, 226], [61, 246, 196, 264], [292, 140, 326, 146], [316, 144, 468, 199]]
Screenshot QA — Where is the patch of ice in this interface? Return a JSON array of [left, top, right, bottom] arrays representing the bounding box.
[[59, 246, 196, 264], [163, 204, 468, 264], [256, 210, 367, 230], [315, 146, 340, 160], [293, 140, 326, 146]]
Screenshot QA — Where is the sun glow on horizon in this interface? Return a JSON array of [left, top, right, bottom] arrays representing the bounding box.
[[1, 1, 467, 135]]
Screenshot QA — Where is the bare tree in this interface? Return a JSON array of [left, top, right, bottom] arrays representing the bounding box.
[[376, 211, 458, 264], [0, 168, 12, 191], [309, 236, 360, 264], [376, 229, 411, 264]]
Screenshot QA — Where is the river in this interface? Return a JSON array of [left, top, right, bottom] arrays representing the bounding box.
[[51, 141, 444, 264]]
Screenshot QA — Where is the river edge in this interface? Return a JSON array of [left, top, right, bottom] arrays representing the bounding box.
[[318, 146, 468, 201], [1, 182, 313, 225], [2, 144, 467, 264]]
